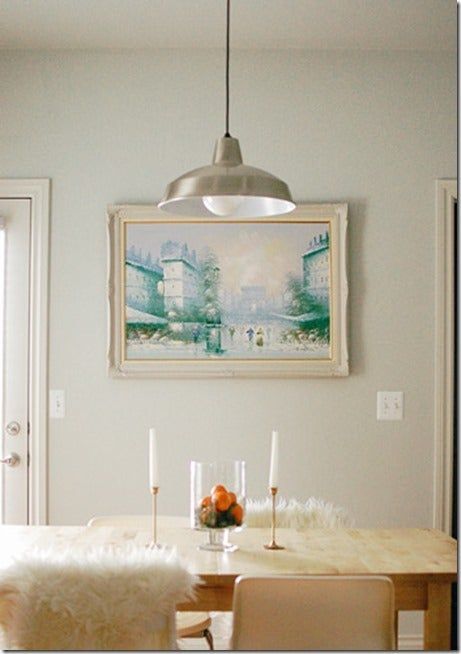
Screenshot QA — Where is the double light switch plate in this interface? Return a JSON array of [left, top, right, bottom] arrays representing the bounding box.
[[377, 391, 404, 420]]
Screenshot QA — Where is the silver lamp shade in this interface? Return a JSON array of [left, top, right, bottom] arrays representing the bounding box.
[[158, 136, 295, 218]]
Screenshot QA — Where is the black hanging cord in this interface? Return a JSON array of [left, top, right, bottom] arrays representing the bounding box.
[[225, 0, 231, 137]]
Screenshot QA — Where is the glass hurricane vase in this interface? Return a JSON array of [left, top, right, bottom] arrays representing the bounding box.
[[190, 460, 246, 552]]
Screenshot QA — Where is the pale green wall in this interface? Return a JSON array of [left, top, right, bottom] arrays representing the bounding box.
[[0, 49, 455, 528]]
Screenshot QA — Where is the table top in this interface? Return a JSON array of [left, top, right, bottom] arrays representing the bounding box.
[[0, 525, 456, 582]]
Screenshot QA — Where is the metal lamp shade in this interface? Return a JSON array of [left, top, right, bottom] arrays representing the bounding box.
[[158, 137, 295, 218]]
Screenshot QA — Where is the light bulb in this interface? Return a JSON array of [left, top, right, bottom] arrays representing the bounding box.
[[203, 195, 243, 216]]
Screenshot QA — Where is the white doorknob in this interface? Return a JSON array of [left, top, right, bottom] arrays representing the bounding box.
[[0, 452, 20, 467]]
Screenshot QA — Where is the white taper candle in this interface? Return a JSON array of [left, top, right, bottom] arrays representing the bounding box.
[[269, 430, 279, 488], [149, 428, 159, 488]]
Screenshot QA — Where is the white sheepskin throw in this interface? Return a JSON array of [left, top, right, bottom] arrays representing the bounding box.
[[245, 496, 352, 529], [0, 545, 195, 651]]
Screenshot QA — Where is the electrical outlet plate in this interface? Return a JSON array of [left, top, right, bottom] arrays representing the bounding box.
[[377, 391, 404, 421]]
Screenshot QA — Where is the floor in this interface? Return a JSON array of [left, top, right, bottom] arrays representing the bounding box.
[[179, 612, 232, 650]]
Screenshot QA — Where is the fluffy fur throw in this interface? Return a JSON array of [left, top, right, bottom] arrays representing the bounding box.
[[0, 545, 195, 651], [245, 496, 352, 529]]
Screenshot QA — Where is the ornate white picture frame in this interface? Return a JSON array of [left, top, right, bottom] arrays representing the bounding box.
[[107, 203, 348, 378]]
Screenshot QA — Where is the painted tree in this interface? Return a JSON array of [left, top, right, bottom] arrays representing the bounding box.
[[195, 248, 223, 353], [285, 274, 327, 316], [198, 248, 222, 324]]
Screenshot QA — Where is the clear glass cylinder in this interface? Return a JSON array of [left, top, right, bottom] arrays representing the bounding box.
[[190, 460, 246, 551]]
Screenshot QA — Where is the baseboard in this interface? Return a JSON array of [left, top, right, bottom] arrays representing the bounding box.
[[398, 633, 424, 650]]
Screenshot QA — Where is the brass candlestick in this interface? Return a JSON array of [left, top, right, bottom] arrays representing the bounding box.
[[264, 487, 285, 550], [148, 486, 160, 549]]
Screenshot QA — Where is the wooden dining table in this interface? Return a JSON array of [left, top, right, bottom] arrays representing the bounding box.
[[0, 524, 456, 651]]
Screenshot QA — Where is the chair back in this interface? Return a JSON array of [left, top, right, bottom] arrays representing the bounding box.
[[231, 575, 395, 651], [0, 546, 194, 651], [87, 514, 189, 528], [86, 515, 212, 646], [245, 497, 351, 528]]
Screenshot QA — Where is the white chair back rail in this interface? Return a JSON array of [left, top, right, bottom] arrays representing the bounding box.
[[231, 575, 395, 651]]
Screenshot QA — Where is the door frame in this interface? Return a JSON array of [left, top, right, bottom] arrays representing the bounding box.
[[433, 179, 457, 533], [0, 179, 50, 525]]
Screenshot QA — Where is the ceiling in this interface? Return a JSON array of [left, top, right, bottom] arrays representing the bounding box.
[[0, 0, 456, 51]]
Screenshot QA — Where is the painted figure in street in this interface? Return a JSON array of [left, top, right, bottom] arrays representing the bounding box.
[[256, 326, 264, 347], [192, 325, 201, 353], [246, 326, 255, 345]]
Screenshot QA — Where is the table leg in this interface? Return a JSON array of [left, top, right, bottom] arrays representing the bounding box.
[[394, 611, 399, 650], [423, 582, 452, 651]]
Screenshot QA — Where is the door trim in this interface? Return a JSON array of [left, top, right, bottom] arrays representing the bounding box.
[[0, 179, 50, 525], [433, 179, 457, 532]]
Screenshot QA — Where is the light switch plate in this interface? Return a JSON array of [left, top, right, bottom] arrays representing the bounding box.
[[49, 390, 65, 418], [377, 391, 404, 420]]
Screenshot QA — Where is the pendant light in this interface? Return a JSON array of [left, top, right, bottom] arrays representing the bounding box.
[[158, 0, 295, 218]]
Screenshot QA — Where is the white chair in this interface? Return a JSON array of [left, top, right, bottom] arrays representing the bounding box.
[[0, 545, 194, 650], [206, 496, 354, 649], [231, 575, 395, 651], [245, 496, 352, 528], [87, 514, 214, 649], [87, 514, 190, 528]]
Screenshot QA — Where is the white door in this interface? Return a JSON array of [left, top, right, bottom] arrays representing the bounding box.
[[0, 199, 30, 524]]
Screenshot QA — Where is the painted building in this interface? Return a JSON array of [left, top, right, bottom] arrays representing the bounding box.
[[160, 241, 200, 315], [302, 232, 330, 303], [125, 247, 164, 317], [240, 285, 267, 315]]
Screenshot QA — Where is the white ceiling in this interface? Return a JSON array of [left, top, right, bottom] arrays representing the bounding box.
[[0, 0, 456, 51]]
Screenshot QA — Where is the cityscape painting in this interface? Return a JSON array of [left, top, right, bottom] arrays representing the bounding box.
[[124, 221, 331, 361], [108, 205, 349, 377]]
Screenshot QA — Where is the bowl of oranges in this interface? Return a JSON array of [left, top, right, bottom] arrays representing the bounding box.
[[191, 460, 246, 551]]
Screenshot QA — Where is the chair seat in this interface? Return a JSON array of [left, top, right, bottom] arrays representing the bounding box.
[[176, 612, 212, 637]]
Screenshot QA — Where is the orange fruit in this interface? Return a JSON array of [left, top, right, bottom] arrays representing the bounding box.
[[212, 490, 232, 512], [228, 491, 237, 505], [231, 503, 243, 526], [201, 495, 211, 508], [210, 484, 227, 495]]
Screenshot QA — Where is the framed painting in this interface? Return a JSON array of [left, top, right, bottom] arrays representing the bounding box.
[[107, 203, 348, 377]]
